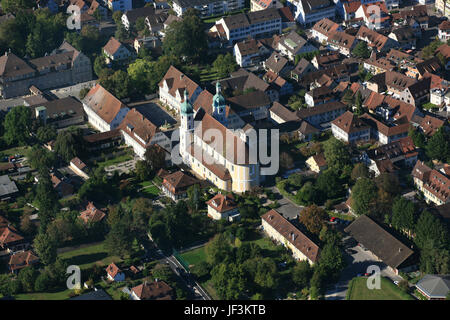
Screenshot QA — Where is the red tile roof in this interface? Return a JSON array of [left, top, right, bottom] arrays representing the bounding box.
[[206, 193, 237, 213], [106, 263, 122, 278], [132, 280, 173, 300], [261, 209, 320, 263], [79, 202, 106, 224]]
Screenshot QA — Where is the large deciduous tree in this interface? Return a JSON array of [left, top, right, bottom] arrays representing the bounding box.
[[3, 106, 32, 146], [351, 177, 378, 216], [299, 205, 328, 235]]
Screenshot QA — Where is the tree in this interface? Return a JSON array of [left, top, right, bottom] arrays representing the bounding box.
[[34, 272, 52, 292], [323, 137, 351, 171], [354, 91, 363, 115], [3, 106, 32, 145], [54, 130, 78, 162], [187, 184, 201, 212], [34, 232, 57, 265], [112, 11, 123, 25], [299, 205, 328, 235], [135, 17, 146, 32], [0, 0, 34, 13], [391, 197, 415, 236], [316, 170, 343, 201], [408, 127, 426, 149], [105, 220, 133, 258], [318, 242, 345, 277], [351, 177, 378, 216], [18, 266, 38, 292], [351, 163, 369, 181], [27, 145, 56, 170], [426, 127, 450, 162], [35, 169, 59, 229], [79, 87, 90, 100], [205, 233, 233, 265], [352, 41, 371, 59], [292, 260, 312, 289], [151, 263, 173, 281], [36, 125, 57, 143], [280, 152, 294, 170], [415, 210, 449, 250], [144, 144, 166, 172], [163, 9, 208, 63], [295, 181, 318, 205], [213, 53, 237, 78]]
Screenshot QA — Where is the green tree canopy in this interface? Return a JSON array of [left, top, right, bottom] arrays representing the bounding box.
[[3, 105, 32, 146], [351, 177, 378, 216], [352, 40, 371, 59]]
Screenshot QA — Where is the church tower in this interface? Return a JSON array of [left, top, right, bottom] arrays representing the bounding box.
[[180, 89, 194, 159], [212, 81, 226, 125]]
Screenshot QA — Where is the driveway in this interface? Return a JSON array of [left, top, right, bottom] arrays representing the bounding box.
[[269, 186, 303, 220], [325, 236, 403, 300]]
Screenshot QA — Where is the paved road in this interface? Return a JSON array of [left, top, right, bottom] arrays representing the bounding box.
[[325, 236, 403, 300]]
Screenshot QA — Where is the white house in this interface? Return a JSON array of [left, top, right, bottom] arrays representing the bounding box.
[[277, 31, 317, 61], [107, 0, 132, 12], [172, 0, 245, 17], [159, 66, 202, 113], [287, 0, 336, 26], [103, 37, 133, 63], [83, 84, 130, 133], [119, 108, 172, 159], [206, 193, 240, 221], [311, 18, 340, 44]]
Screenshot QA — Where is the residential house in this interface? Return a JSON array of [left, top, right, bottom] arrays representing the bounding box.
[[435, 44, 450, 71], [79, 202, 106, 224], [405, 57, 442, 80], [331, 111, 371, 143], [161, 170, 199, 201], [277, 31, 317, 61], [412, 161, 450, 206], [218, 68, 277, 102], [263, 52, 293, 78], [269, 101, 299, 124], [69, 157, 89, 180], [103, 37, 134, 63], [365, 136, 418, 176], [106, 0, 132, 12], [261, 209, 320, 264], [327, 31, 358, 57], [83, 129, 123, 152], [354, 1, 390, 30], [131, 280, 173, 300], [291, 58, 316, 81], [206, 193, 240, 220], [263, 71, 293, 97], [172, 0, 245, 17], [305, 86, 336, 107], [214, 8, 282, 44], [233, 38, 271, 67], [121, 5, 159, 30], [306, 154, 328, 173], [388, 27, 416, 50], [311, 51, 341, 70], [0, 219, 27, 253], [227, 90, 272, 122], [418, 115, 445, 137], [250, 0, 282, 11], [287, 0, 336, 26], [83, 84, 130, 132], [133, 35, 162, 54], [311, 18, 340, 44], [159, 66, 202, 113], [119, 109, 171, 159], [51, 173, 74, 198], [436, 0, 450, 19], [345, 215, 416, 275], [356, 25, 397, 52], [438, 21, 450, 42], [296, 101, 347, 127], [359, 113, 410, 144], [106, 263, 125, 282], [8, 250, 39, 274]]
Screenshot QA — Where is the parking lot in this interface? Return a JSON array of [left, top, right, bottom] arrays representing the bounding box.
[[325, 236, 403, 300]]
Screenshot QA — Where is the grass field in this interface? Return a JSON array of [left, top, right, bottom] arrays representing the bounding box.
[[140, 185, 160, 198], [96, 153, 134, 169], [58, 242, 123, 270], [15, 289, 72, 300], [0, 145, 31, 158], [346, 277, 414, 300], [180, 246, 207, 267]]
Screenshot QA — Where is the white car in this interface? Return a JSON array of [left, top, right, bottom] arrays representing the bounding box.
[[394, 280, 399, 286]]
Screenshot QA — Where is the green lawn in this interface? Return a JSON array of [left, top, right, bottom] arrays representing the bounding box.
[[58, 242, 123, 270], [180, 246, 207, 267], [14, 289, 72, 300], [0, 145, 31, 158], [346, 277, 414, 300], [140, 185, 160, 198], [199, 68, 219, 82], [96, 153, 134, 168]]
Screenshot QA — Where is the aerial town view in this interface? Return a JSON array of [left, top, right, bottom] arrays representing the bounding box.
[[0, 0, 449, 306]]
